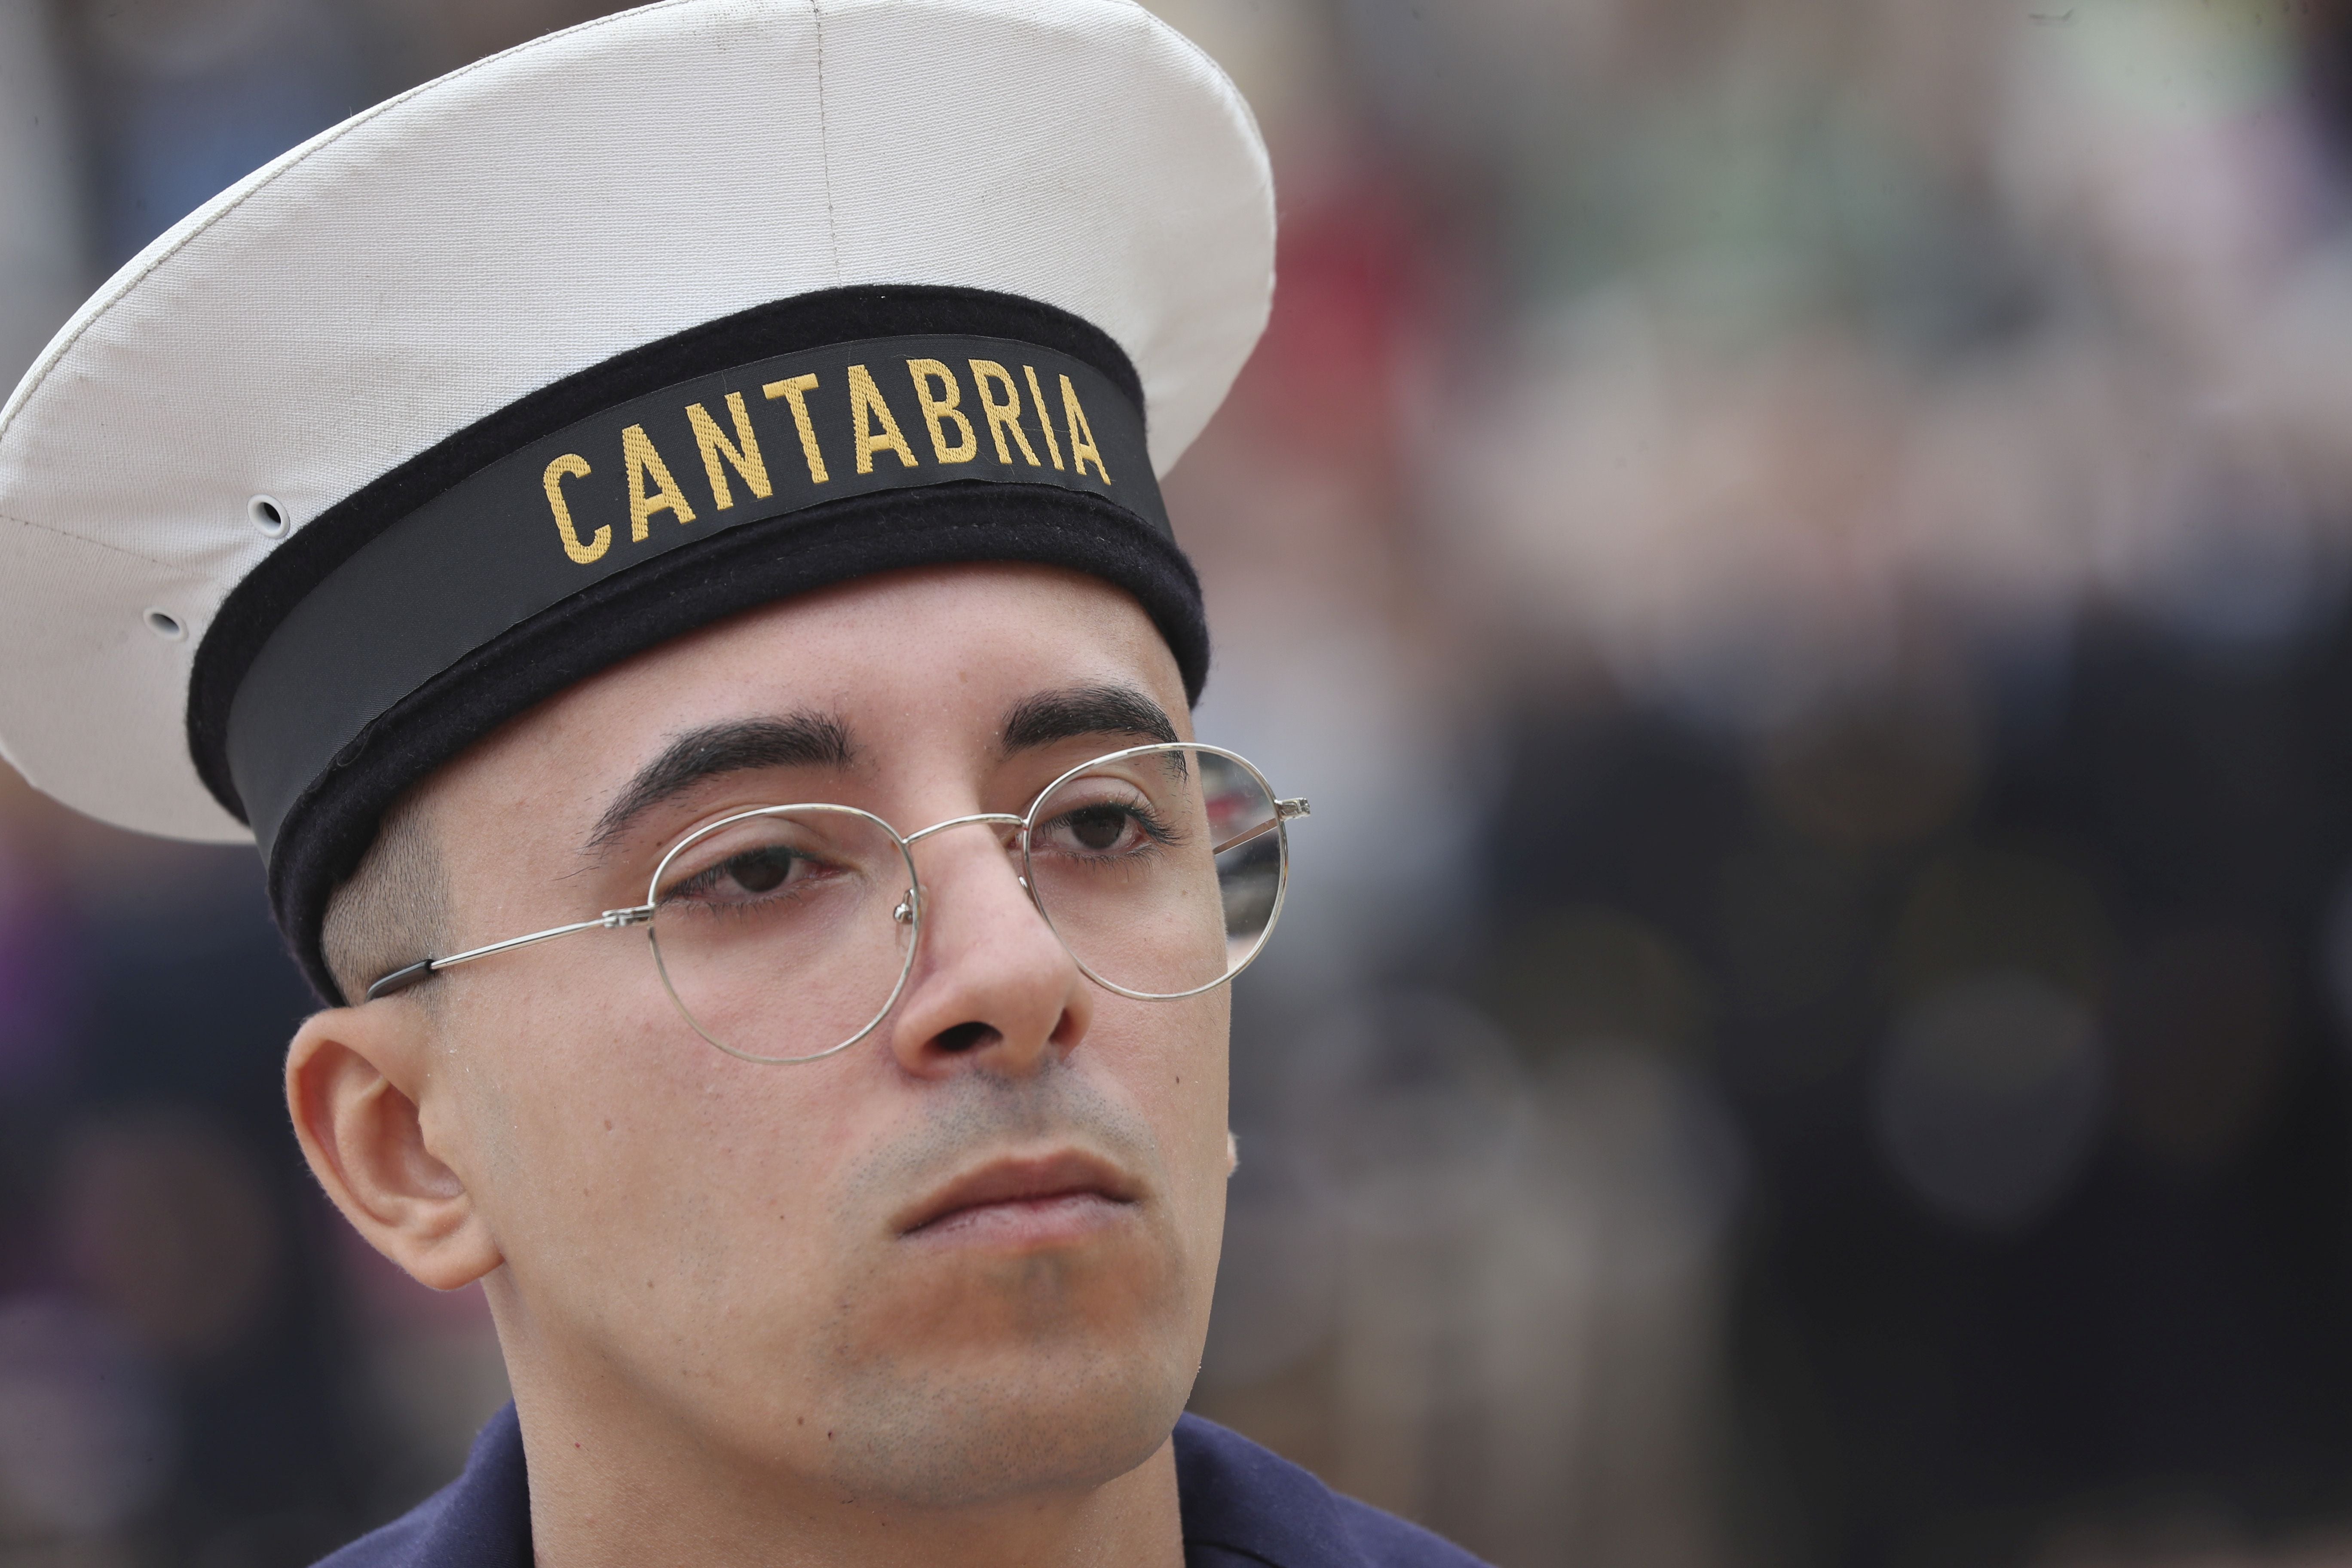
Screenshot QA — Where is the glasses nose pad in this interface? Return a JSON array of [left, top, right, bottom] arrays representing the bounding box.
[[1013, 829, 1037, 905], [893, 888, 918, 925]]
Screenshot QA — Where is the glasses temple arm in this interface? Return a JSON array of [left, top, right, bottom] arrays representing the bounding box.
[[1210, 800, 1309, 858], [363, 905, 655, 1002]]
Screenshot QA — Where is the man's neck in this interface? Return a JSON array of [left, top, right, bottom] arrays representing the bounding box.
[[501, 1332, 1188, 1568]]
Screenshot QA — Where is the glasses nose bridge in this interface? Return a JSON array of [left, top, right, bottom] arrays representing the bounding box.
[[894, 811, 1041, 938], [900, 810, 1027, 851]]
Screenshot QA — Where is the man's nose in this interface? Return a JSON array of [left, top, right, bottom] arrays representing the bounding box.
[[884, 818, 1093, 1078]]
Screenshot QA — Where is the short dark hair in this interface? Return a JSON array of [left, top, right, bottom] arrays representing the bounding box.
[[318, 795, 447, 1008]]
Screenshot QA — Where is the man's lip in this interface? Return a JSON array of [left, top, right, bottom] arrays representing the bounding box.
[[895, 1150, 1141, 1237]]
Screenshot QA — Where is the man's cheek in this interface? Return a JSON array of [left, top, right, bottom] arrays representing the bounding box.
[[1129, 999, 1231, 1188], [509, 1137, 837, 1357]]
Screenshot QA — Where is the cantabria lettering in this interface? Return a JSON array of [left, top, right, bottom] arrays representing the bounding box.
[[544, 355, 1113, 567]]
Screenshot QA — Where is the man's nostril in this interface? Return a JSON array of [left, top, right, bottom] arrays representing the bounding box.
[[933, 1022, 998, 1054]]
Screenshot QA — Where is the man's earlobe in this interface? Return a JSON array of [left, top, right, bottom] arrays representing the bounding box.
[[286, 1005, 502, 1292], [1226, 1130, 1239, 1176]]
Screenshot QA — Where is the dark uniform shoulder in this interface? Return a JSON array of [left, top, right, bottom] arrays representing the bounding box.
[[312, 1504, 438, 1568], [312, 1406, 530, 1568], [320, 1406, 1482, 1568], [1173, 1414, 1488, 1568]]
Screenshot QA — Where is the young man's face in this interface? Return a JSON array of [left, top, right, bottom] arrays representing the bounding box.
[[368, 564, 1229, 1507]]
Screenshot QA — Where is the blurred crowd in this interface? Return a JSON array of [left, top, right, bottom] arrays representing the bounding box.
[[12, 0, 2352, 1564]]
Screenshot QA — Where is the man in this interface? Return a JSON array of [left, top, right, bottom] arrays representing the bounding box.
[[0, 1, 1486, 1564]]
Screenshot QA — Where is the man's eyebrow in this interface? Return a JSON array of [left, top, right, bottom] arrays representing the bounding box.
[[588, 713, 854, 851], [1001, 684, 1179, 752]]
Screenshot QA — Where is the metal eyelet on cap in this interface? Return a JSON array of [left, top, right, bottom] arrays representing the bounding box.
[[144, 608, 186, 640], [248, 495, 289, 537]]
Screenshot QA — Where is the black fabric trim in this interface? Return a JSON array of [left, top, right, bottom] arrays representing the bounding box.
[[187, 286, 1148, 825], [275, 483, 1207, 1004]]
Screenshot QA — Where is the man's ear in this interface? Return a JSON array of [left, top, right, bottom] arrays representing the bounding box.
[[287, 1002, 502, 1292]]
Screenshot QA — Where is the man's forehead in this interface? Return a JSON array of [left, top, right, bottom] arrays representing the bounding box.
[[564, 564, 1179, 728]]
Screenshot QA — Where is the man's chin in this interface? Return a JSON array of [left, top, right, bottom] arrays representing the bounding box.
[[812, 1338, 1194, 1510]]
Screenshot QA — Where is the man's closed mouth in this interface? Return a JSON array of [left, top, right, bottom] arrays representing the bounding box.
[[896, 1150, 1142, 1246]]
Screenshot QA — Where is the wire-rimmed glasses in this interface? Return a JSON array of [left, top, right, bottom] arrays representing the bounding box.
[[364, 743, 1308, 1065]]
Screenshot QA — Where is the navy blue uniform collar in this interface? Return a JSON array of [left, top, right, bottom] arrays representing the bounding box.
[[316, 1404, 1485, 1568]]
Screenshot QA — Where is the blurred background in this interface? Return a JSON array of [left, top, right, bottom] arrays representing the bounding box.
[[11, 0, 2352, 1563]]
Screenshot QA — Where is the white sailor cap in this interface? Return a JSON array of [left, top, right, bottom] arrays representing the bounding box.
[[0, 0, 1273, 999]]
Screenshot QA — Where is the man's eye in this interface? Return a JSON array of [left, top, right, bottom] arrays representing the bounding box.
[[667, 846, 807, 904], [1044, 800, 1172, 858], [724, 848, 796, 894], [1066, 806, 1132, 852]]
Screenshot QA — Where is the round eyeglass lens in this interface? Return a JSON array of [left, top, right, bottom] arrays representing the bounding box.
[[646, 804, 917, 1063], [1025, 744, 1288, 999]]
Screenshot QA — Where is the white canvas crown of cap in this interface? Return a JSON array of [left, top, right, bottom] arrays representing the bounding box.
[[0, 0, 1274, 845]]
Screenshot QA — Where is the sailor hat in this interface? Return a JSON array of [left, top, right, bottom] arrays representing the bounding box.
[[0, 0, 1273, 1000]]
